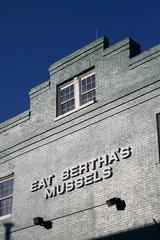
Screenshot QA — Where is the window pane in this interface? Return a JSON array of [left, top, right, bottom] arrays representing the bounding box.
[[60, 84, 74, 103], [82, 79, 86, 86], [61, 99, 75, 114], [0, 197, 13, 217], [0, 177, 14, 217], [81, 89, 96, 105], [59, 83, 75, 115], [81, 74, 95, 94], [0, 178, 14, 198]]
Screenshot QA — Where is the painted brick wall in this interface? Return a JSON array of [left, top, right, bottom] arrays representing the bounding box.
[[0, 37, 160, 240]]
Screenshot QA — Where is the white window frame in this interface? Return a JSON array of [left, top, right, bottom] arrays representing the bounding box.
[[0, 174, 14, 220], [56, 69, 95, 120], [57, 80, 75, 116], [79, 70, 96, 105]]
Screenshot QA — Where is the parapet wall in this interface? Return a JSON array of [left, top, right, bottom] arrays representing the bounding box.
[[0, 36, 160, 159], [1, 36, 160, 240]]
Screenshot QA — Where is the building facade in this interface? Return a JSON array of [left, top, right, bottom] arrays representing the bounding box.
[[0, 37, 160, 240]]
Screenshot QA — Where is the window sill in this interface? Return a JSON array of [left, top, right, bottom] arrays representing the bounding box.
[[54, 99, 95, 121], [0, 213, 12, 221]]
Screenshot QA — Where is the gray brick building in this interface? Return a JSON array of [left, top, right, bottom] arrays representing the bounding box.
[[0, 37, 160, 240]]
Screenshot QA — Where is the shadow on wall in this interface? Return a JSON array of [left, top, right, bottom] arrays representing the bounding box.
[[3, 223, 14, 240], [2, 222, 160, 240], [96, 224, 160, 240]]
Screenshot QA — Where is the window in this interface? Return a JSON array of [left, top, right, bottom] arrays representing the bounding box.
[[58, 70, 95, 116], [59, 82, 75, 115], [0, 175, 14, 219], [80, 72, 96, 105]]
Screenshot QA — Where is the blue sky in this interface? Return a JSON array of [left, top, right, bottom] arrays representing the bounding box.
[[0, 0, 160, 123]]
